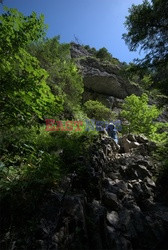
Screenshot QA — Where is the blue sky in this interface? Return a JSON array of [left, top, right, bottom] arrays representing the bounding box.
[[0, 0, 144, 63]]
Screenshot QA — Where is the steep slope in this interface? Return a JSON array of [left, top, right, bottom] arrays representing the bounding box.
[[1, 134, 168, 249]]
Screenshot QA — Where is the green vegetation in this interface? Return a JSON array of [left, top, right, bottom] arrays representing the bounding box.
[[0, 7, 63, 128], [0, 4, 168, 246], [0, 8, 79, 207], [96, 47, 120, 65], [29, 37, 84, 119], [84, 100, 115, 121], [96, 47, 113, 61], [0, 7, 99, 210], [0, 126, 97, 197], [121, 93, 168, 186], [0, 5, 167, 200], [123, 0, 168, 95], [121, 93, 167, 140], [84, 44, 97, 55], [123, 0, 168, 65], [83, 44, 120, 65]]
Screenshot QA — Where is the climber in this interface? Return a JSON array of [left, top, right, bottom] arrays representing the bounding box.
[[106, 122, 118, 144]]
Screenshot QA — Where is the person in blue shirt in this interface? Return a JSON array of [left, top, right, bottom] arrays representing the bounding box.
[[106, 122, 118, 144]]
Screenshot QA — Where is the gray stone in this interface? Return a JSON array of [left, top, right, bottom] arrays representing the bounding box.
[[106, 211, 119, 227], [145, 176, 156, 188], [135, 135, 149, 143], [119, 208, 137, 238], [70, 42, 91, 58], [127, 134, 136, 142], [134, 164, 152, 179], [102, 192, 121, 211]]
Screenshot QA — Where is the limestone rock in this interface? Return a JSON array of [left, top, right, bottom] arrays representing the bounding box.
[[80, 57, 141, 99], [70, 43, 142, 102]]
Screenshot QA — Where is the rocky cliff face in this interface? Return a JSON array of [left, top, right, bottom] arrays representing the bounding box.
[[70, 43, 168, 122], [70, 43, 142, 106], [40, 135, 168, 250], [3, 134, 167, 249]]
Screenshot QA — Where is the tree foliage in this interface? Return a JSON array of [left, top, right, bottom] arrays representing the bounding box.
[[84, 45, 97, 55], [123, 0, 168, 95], [121, 94, 161, 138], [96, 47, 112, 61], [0, 8, 97, 245], [29, 37, 84, 118], [123, 0, 168, 65], [0, 8, 63, 127], [95, 47, 120, 65]]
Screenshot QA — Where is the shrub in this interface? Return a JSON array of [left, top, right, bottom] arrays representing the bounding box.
[[96, 47, 112, 61], [84, 45, 97, 55], [84, 100, 116, 121], [121, 94, 161, 138]]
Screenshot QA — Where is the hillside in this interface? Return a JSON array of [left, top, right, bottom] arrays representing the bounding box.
[[1, 133, 168, 249], [0, 5, 168, 250]]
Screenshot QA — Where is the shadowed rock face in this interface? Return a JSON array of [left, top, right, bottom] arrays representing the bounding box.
[[70, 43, 142, 100]]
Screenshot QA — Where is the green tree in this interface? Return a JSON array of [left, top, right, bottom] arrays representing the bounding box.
[[84, 45, 97, 55], [123, 0, 168, 95], [0, 8, 63, 127], [29, 37, 84, 119], [123, 0, 168, 65], [121, 94, 161, 137], [96, 47, 112, 61]]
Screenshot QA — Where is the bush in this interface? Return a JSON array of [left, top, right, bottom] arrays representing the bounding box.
[[96, 47, 112, 61], [0, 125, 98, 198], [121, 94, 161, 138], [84, 45, 97, 55], [83, 100, 116, 121], [0, 126, 62, 194]]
